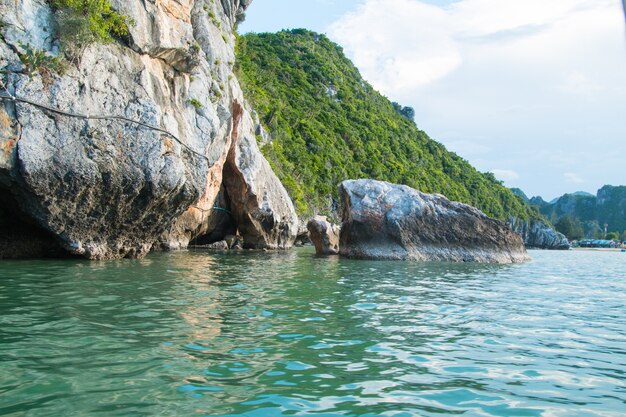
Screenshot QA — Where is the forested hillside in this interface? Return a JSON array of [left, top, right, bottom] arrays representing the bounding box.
[[236, 29, 539, 221], [530, 186, 626, 240]]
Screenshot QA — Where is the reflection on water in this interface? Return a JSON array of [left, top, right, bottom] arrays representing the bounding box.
[[0, 249, 625, 416]]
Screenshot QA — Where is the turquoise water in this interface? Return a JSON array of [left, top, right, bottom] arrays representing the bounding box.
[[0, 249, 625, 416]]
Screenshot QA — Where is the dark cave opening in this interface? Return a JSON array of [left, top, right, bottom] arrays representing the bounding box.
[[0, 188, 71, 259], [188, 184, 238, 246]]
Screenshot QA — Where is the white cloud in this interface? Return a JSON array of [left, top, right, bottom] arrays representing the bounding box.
[[448, 0, 605, 38], [491, 169, 520, 181], [328, 0, 462, 92], [564, 172, 586, 184], [327, 0, 626, 197], [328, 0, 621, 98], [559, 71, 604, 96]]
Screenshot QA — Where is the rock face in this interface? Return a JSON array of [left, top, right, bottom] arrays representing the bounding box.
[[508, 218, 570, 250], [307, 216, 340, 255], [0, 0, 297, 259], [339, 179, 530, 263], [222, 102, 298, 249], [510, 188, 530, 202], [294, 222, 312, 246]]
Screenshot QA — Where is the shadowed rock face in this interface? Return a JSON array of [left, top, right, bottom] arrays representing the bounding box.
[[307, 216, 340, 255], [222, 102, 297, 249], [339, 179, 530, 264], [0, 193, 68, 259], [507, 218, 570, 250], [0, 0, 297, 259]]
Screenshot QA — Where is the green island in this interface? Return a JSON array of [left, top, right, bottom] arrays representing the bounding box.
[[515, 187, 626, 241], [236, 29, 540, 223]]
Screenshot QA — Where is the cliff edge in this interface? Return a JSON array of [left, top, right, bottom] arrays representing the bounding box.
[[0, 0, 297, 259]]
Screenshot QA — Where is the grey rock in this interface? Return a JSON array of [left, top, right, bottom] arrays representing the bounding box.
[[0, 0, 297, 259], [224, 234, 238, 248], [508, 218, 570, 250], [110, 0, 198, 72], [339, 179, 530, 263], [307, 215, 340, 255], [0, 0, 56, 53], [224, 234, 244, 249], [206, 240, 229, 250]]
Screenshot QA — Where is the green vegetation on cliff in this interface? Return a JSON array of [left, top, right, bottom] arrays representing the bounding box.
[[236, 29, 538, 221], [531, 186, 626, 239], [48, 0, 133, 59]]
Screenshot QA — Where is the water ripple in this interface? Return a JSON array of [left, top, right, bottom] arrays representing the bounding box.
[[0, 249, 625, 416]]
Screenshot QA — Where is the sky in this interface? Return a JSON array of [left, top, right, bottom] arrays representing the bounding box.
[[239, 0, 626, 200]]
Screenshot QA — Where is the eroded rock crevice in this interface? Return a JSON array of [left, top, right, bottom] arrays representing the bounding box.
[[221, 101, 298, 249], [183, 100, 296, 250], [188, 185, 236, 246]]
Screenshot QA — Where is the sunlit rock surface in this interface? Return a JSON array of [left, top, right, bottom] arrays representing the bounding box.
[[339, 179, 530, 264]]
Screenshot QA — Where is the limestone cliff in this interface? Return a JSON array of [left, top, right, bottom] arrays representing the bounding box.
[[507, 218, 570, 250], [0, 0, 297, 259]]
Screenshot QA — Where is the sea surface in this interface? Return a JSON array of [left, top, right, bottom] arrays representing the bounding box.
[[0, 248, 625, 417]]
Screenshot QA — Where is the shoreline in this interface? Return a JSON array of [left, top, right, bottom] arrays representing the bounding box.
[[572, 247, 625, 252]]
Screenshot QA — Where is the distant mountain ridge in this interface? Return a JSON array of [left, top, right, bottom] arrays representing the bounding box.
[[527, 186, 626, 239], [548, 191, 594, 204], [511, 188, 529, 202]]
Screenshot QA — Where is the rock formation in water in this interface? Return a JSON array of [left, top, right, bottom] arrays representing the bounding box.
[[507, 189, 570, 249], [507, 218, 570, 250], [0, 0, 297, 259], [339, 179, 530, 263], [307, 215, 340, 255]]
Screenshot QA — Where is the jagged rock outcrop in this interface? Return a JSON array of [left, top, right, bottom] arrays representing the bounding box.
[[508, 218, 570, 250], [0, 0, 297, 259], [339, 179, 530, 263], [307, 215, 340, 255], [202, 240, 229, 250]]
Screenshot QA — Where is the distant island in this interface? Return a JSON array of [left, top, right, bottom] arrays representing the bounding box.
[[512, 186, 626, 241]]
